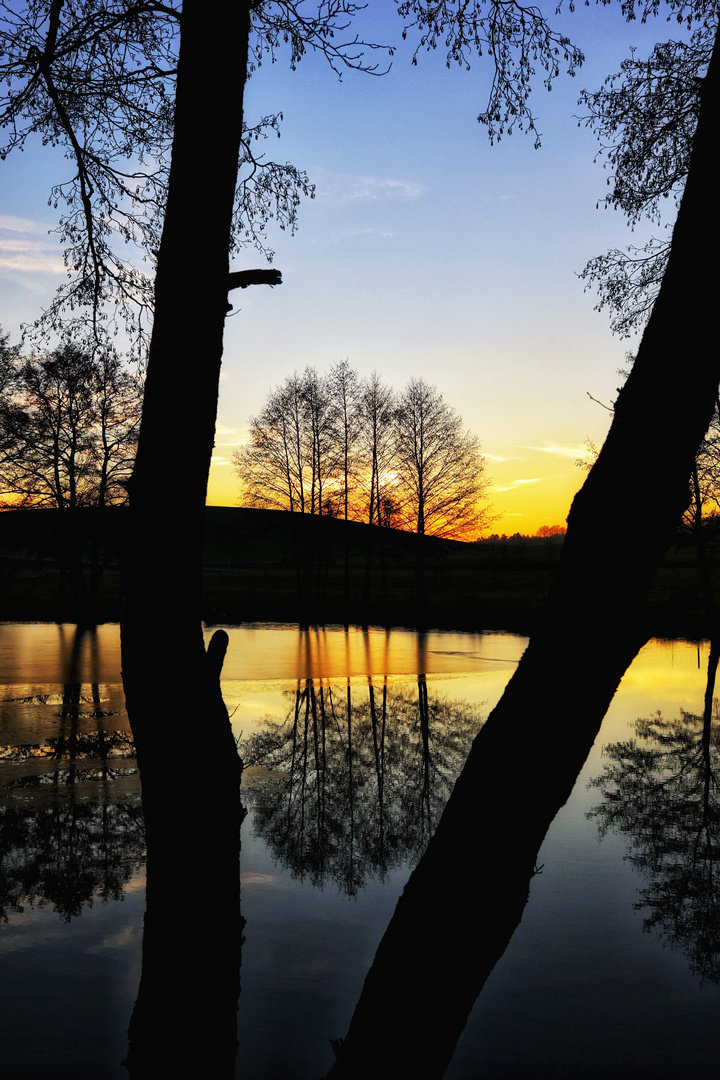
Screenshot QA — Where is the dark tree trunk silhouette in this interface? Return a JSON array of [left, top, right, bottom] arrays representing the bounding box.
[[121, 1, 249, 1073], [328, 25, 720, 1080]]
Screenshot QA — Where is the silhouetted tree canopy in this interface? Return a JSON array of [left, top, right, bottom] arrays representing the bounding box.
[[589, 706, 720, 983], [0, 332, 141, 509], [234, 366, 492, 539], [578, 8, 716, 335], [393, 376, 490, 538], [0, 0, 322, 352], [578, 379, 720, 538], [0, 798, 144, 923], [685, 401, 720, 531], [359, 370, 398, 528], [0, 678, 142, 924]]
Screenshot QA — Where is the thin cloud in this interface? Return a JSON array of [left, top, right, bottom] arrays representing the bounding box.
[[313, 168, 423, 203], [214, 424, 246, 449], [0, 216, 64, 278], [0, 214, 50, 233], [493, 477, 542, 492], [312, 226, 395, 247], [522, 442, 588, 459]]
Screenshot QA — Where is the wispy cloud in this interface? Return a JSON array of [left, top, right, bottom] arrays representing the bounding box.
[[0, 214, 48, 234], [493, 477, 542, 492], [214, 424, 246, 450], [0, 215, 64, 279], [311, 226, 395, 247], [313, 168, 423, 204], [522, 442, 588, 460]]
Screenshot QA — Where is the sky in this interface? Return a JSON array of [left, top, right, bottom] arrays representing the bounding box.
[[0, 2, 684, 534]]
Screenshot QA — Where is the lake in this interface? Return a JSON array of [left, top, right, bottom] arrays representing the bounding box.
[[1, 622, 719, 1078]]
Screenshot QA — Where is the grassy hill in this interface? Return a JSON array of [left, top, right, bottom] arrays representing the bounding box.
[[0, 505, 716, 636]]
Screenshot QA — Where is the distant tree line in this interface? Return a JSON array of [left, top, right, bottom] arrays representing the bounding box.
[[0, 328, 142, 510], [233, 361, 492, 540]]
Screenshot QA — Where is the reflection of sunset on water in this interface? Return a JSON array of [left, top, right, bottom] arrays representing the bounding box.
[[2, 622, 720, 1077], [2, 624, 711, 748], [214, 624, 527, 683], [0, 622, 122, 683], [602, 638, 713, 745]]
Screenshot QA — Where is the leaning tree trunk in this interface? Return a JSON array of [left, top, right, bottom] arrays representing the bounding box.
[[121, 2, 250, 1074], [327, 26, 720, 1080]]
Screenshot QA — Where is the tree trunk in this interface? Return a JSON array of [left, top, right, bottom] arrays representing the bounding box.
[[328, 26, 720, 1080], [121, 2, 249, 1073]]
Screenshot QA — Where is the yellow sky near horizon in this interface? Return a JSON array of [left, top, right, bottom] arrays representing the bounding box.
[[206, 434, 597, 537], [1, 3, 666, 539]]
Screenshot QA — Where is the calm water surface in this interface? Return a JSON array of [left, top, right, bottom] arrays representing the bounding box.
[[1, 623, 719, 1078]]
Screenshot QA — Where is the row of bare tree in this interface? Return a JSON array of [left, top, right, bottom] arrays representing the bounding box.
[[234, 361, 492, 540], [0, 330, 142, 510]]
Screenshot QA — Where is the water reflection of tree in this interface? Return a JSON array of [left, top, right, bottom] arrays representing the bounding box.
[[0, 794, 144, 922], [0, 660, 143, 922], [240, 678, 483, 895], [589, 705, 720, 982]]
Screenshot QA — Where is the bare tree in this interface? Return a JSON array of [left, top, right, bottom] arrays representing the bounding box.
[[0, 328, 23, 473], [234, 372, 309, 513], [7, 2, 677, 1074], [393, 377, 489, 540], [92, 351, 143, 508], [577, 19, 715, 336], [579, 382, 720, 538], [688, 403, 720, 529], [301, 365, 335, 514], [235, 367, 340, 514], [237, 366, 492, 538], [0, 0, 316, 355], [0, 339, 140, 510], [328, 359, 362, 520], [358, 370, 397, 528]]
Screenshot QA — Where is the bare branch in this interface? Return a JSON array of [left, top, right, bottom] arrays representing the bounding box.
[[398, 0, 584, 147]]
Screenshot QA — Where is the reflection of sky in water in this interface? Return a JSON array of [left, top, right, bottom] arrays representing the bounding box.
[[0, 622, 122, 683], [0, 867, 145, 1078], [214, 624, 529, 682], [1, 624, 720, 1078], [2, 624, 710, 715]]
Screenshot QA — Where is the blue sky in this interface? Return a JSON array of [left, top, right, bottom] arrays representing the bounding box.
[[0, 2, 684, 532]]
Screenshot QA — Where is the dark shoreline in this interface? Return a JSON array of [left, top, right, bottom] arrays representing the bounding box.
[[0, 599, 712, 644], [1, 504, 717, 642]]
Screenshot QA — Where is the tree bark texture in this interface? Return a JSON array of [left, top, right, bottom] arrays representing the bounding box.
[[121, 2, 249, 1073], [328, 26, 720, 1080]]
